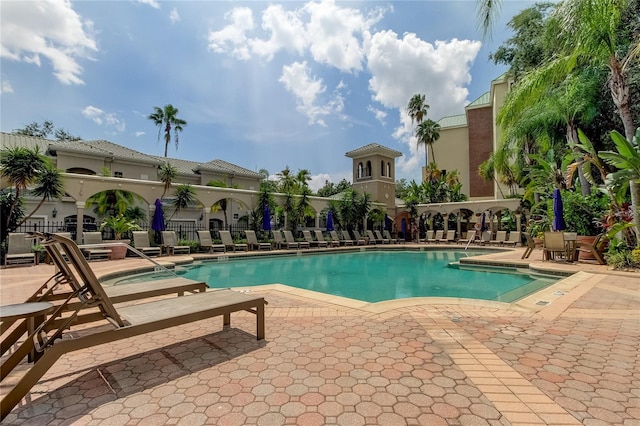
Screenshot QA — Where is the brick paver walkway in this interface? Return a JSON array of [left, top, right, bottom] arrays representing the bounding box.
[[1, 245, 638, 425]]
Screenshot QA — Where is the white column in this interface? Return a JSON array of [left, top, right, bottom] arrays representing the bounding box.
[[75, 201, 85, 243]]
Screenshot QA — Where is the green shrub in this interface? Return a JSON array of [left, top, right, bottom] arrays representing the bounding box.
[[552, 190, 609, 236], [179, 239, 200, 252]]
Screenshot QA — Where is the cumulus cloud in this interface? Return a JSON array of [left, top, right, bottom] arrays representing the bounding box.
[[0, 1, 98, 85], [137, 0, 160, 9], [169, 8, 180, 24], [1, 80, 14, 94], [82, 106, 126, 133], [367, 105, 387, 124], [208, 7, 255, 60], [279, 61, 329, 126], [248, 4, 307, 60], [134, 131, 145, 137]]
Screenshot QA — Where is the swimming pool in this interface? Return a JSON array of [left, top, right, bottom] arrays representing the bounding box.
[[134, 250, 555, 303]]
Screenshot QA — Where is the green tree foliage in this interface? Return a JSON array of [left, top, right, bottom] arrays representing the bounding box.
[[0, 146, 63, 232], [0, 189, 23, 242], [12, 120, 81, 141], [158, 162, 178, 200], [170, 184, 197, 220], [316, 179, 351, 197], [148, 104, 187, 157]]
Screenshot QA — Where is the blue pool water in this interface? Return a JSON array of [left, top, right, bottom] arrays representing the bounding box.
[[165, 250, 555, 303]]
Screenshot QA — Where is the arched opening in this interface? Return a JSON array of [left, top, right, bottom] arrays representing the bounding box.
[[357, 162, 363, 179], [386, 162, 391, 178], [365, 161, 372, 177], [380, 160, 385, 176]]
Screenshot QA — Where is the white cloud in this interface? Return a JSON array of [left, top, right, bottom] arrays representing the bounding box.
[[169, 8, 180, 24], [208, 7, 255, 60], [365, 30, 481, 169], [248, 4, 307, 60], [0, 1, 98, 85], [134, 131, 145, 137], [137, 0, 160, 9], [280, 61, 338, 126], [1, 80, 14, 94], [82, 106, 126, 133], [309, 170, 352, 192], [367, 105, 386, 124]]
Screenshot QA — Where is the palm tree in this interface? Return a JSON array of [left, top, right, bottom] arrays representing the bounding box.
[[158, 162, 178, 200], [415, 119, 441, 166], [0, 146, 62, 232], [207, 180, 239, 229], [296, 169, 311, 192], [406, 94, 429, 126], [148, 104, 187, 158], [85, 190, 140, 218], [276, 166, 296, 194], [169, 184, 197, 220]]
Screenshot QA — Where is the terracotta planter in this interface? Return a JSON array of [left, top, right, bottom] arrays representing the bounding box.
[[107, 239, 130, 260], [576, 235, 597, 260]]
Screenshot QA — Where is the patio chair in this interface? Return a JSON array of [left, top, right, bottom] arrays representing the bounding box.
[[0, 232, 266, 420], [131, 231, 162, 257], [340, 230, 357, 246], [81, 232, 112, 261], [245, 230, 271, 251], [480, 231, 492, 245], [352, 230, 367, 245], [219, 230, 248, 252], [542, 231, 567, 261], [438, 230, 456, 244], [374, 230, 390, 244], [196, 230, 226, 253], [285, 230, 309, 249], [1, 232, 208, 359], [315, 230, 337, 247], [576, 233, 608, 265], [161, 231, 191, 255], [426, 230, 441, 243], [383, 230, 399, 244], [503, 231, 521, 247], [521, 232, 536, 259], [457, 230, 476, 245], [332, 230, 351, 246], [489, 230, 508, 245], [3, 233, 36, 267], [366, 230, 378, 245], [302, 230, 327, 248]]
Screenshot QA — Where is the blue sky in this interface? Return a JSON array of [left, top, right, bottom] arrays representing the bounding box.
[[1, 0, 536, 191]]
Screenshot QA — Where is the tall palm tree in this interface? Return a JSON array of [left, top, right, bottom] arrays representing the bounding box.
[[276, 166, 296, 194], [295, 169, 311, 192], [415, 119, 441, 166], [406, 94, 429, 126], [169, 184, 197, 220], [207, 180, 239, 229], [148, 104, 187, 158], [26, 163, 65, 225]]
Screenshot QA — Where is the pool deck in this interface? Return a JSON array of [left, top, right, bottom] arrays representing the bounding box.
[[1, 243, 638, 425]]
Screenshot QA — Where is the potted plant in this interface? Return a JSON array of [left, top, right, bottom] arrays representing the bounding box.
[[100, 214, 141, 259]]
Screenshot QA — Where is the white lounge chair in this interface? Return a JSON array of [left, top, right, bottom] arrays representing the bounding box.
[[81, 232, 112, 261], [3, 233, 36, 267], [245, 230, 271, 251], [219, 230, 248, 252], [132, 231, 162, 257], [161, 231, 191, 255]]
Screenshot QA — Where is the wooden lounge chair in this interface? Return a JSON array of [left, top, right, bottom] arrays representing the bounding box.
[[340, 230, 356, 246], [576, 233, 608, 265], [0, 233, 266, 420], [326, 230, 341, 247], [426, 230, 440, 243], [503, 231, 521, 247], [439, 230, 456, 244], [81, 232, 112, 261], [161, 231, 191, 255], [131, 231, 162, 257], [457, 230, 476, 245], [542, 232, 566, 261], [383, 230, 398, 244], [196, 230, 226, 253], [489, 230, 508, 245], [374, 230, 390, 244], [245, 230, 271, 251], [303, 230, 328, 248], [315, 230, 336, 247], [285, 230, 309, 249], [479, 231, 492, 245], [219, 230, 248, 252], [3, 233, 36, 267], [366, 230, 378, 245], [1, 233, 208, 360], [352, 230, 367, 245]]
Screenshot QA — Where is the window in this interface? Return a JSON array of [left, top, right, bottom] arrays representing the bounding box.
[[357, 162, 363, 178], [113, 171, 123, 178], [366, 161, 372, 177], [387, 162, 391, 178], [381, 161, 385, 176]]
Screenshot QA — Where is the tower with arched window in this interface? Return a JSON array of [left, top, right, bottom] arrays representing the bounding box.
[[345, 143, 402, 212]]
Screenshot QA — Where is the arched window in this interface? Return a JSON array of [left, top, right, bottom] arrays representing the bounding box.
[[357, 162, 363, 179], [380, 161, 385, 176], [366, 161, 372, 177], [386, 162, 391, 178]]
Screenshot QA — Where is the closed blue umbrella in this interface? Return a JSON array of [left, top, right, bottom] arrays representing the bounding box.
[[481, 212, 486, 232], [151, 199, 165, 231], [384, 214, 389, 230], [263, 205, 271, 231], [326, 210, 334, 231], [553, 188, 566, 231]]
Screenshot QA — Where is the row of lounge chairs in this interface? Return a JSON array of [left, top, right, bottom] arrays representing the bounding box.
[[0, 232, 267, 420]]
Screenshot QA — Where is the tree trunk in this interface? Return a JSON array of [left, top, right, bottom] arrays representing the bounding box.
[[631, 180, 640, 248], [608, 58, 634, 142]]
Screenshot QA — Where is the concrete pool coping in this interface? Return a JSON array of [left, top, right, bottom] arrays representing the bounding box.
[[1, 243, 637, 424]]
